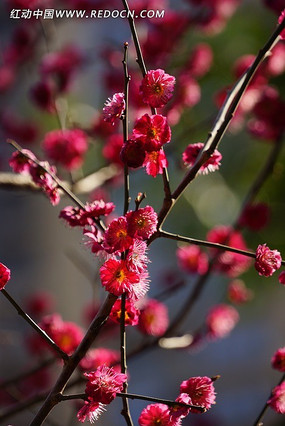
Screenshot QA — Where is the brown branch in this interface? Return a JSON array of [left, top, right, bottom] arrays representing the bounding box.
[[158, 230, 285, 266], [30, 293, 117, 425], [1, 289, 69, 362], [121, 0, 172, 202], [122, 41, 131, 216], [7, 140, 106, 232], [120, 294, 133, 426], [157, 17, 285, 228], [59, 391, 205, 413]]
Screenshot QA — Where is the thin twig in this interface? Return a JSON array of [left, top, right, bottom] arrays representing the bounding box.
[[59, 391, 205, 412], [120, 293, 134, 426], [7, 140, 106, 232], [158, 230, 285, 265], [121, 0, 172, 201], [1, 289, 69, 362], [156, 16, 285, 228], [116, 392, 206, 412], [252, 373, 285, 426], [122, 42, 131, 216]]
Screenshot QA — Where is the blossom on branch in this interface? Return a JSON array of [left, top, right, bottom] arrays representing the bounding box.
[[255, 244, 282, 277], [267, 381, 285, 414], [77, 401, 106, 423], [0, 263, 11, 290], [143, 149, 168, 177], [132, 114, 171, 152], [109, 298, 140, 326], [126, 206, 158, 240], [138, 403, 177, 426], [182, 142, 222, 174], [100, 259, 140, 296], [140, 69, 176, 108], [104, 216, 133, 253], [180, 376, 216, 412], [84, 365, 127, 404], [102, 92, 125, 124]]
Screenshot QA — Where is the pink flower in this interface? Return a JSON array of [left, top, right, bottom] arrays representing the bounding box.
[[128, 271, 150, 301], [255, 244, 282, 277], [140, 69, 175, 108], [126, 206, 158, 240], [59, 206, 86, 227], [177, 245, 208, 275], [206, 304, 239, 339], [9, 149, 36, 173], [267, 381, 285, 414], [109, 299, 140, 326], [103, 92, 125, 124], [207, 225, 252, 277], [42, 129, 88, 170], [132, 114, 171, 152], [29, 161, 61, 206], [0, 263, 11, 290], [126, 240, 149, 273], [60, 200, 114, 228], [100, 259, 140, 296], [182, 142, 222, 174], [80, 347, 120, 372], [180, 376, 216, 412], [138, 299, 169, 336], [84, 365, 127, 404], [227, 280, 253, 304], [278, 10, 285, 39], [120, 139, 146, 168], [83, 226, 105, 256], [104, 217, 133, 253], [138, 403, 175, 426], [271, 347, 285, 372], [84, 200, 115, 220], [143, 149, 168, 177], [279, 271, 285, 285], [169, 393, 192, 421], [238, 203, 270, 231], [77, 401, 106, 423]]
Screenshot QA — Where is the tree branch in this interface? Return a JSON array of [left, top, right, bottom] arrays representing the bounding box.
[[1, 289, 69, 362]]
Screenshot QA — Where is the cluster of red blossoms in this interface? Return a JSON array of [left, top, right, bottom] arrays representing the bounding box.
[[104, 69, 175, 178], [139, 376, 216, 425], [77, 365, 127, 423]]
